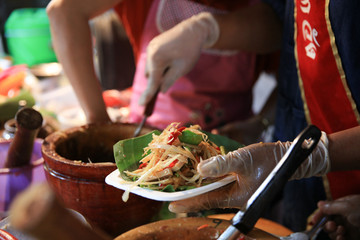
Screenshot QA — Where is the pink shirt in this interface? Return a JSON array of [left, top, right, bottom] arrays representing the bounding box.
[[129, 0, 258, 131]]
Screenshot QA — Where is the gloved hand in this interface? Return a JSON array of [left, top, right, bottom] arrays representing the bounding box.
[[169, 132, 330, 213], [140, 12, 220, 106]]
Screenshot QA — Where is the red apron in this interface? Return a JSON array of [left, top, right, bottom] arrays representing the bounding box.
[[294, 0, 360, 199]]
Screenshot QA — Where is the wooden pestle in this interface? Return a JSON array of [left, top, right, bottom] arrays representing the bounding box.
[[9, 183, 112, 240], [4, 107, 43, 168]]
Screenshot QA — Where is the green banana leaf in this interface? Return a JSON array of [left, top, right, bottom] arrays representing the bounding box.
[[203, 130, 244, 153], [113, 129, 244, 179], [114, 130, 161, 173]]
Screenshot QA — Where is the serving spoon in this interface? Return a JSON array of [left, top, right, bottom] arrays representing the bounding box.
[[280, 216, 329, 240]]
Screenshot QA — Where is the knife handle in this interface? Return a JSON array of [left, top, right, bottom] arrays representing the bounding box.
[[231, 125, 321, 235]]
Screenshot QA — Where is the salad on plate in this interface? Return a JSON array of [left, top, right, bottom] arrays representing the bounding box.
[[109, 122, 243, 202]]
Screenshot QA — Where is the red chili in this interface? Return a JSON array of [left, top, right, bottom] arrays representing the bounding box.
[[197, 224, 209, 231], [138, 162, 148, 169], [177, 127, 186, 132], [165, 159, 179, 169], [167, 127, 186, 145]]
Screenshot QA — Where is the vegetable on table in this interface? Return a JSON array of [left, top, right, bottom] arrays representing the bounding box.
[[0, 89, 35, 123], [0, 65, 27, 96]]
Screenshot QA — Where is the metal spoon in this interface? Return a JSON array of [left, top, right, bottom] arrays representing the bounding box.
[[280, 216, 329, 240]]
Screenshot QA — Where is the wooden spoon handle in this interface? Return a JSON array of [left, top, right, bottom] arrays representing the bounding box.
[[4, 107, 43, 168], [9, 183, 112, 240]]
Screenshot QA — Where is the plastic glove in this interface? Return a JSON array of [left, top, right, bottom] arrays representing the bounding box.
[[312, 195, 360, 240], [140, 12, 219, 106], [169, 132, 330, 213]]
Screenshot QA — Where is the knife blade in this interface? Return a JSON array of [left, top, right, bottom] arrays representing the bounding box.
[[133, 87, 160, 137], [133, 66, 170, 138], [217, 125, 321, 240]]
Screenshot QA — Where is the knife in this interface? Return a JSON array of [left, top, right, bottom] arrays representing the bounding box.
[[133, 87, 160, 137], [133, 66, 170, 137], [218, 125, 321, 240]]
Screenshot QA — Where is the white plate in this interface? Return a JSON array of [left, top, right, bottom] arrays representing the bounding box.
[[105, 169, 236, 201]]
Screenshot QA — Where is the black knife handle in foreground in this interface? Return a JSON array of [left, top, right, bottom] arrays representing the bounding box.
[[218, 125, 321, 240]]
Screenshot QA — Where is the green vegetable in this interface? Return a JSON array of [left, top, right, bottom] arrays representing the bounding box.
[[161, 185, 196, 192], [178, 130, 203, 145], [131, 176, 139, 181], [162, 185, 175, 192], [177, 185, 196, 191]]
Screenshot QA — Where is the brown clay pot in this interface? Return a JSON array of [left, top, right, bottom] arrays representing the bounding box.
[[115, 217, 280, 240], [41, 122, 163, 237]]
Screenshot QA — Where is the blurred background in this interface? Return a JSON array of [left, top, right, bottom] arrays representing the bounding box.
[[0, 1, 138, 131], [0, 0, 51, 56]]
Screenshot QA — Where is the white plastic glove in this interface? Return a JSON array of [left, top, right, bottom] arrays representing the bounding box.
[[169, 132, 330, 213], [140, 12, 220, 106]]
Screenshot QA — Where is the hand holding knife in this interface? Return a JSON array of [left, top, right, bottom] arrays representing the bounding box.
[[218, 125, 321, 240]]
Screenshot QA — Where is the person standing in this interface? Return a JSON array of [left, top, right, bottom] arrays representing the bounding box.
[[142, 0, 360, 233], [46, 0, 276, 145]]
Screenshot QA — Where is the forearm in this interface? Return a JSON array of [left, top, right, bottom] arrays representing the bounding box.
[[47, 0, 121, 123], [212, 2, 282, 54], [327, 126, 360, 172]]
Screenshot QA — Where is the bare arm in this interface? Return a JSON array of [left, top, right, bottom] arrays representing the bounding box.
[[213, 2, 282, 54], [328, 126, 360, 171], [46, 0, 122, 123]]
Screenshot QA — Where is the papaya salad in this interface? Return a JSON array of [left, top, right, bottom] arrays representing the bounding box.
[[121, 122, 227, 202]]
